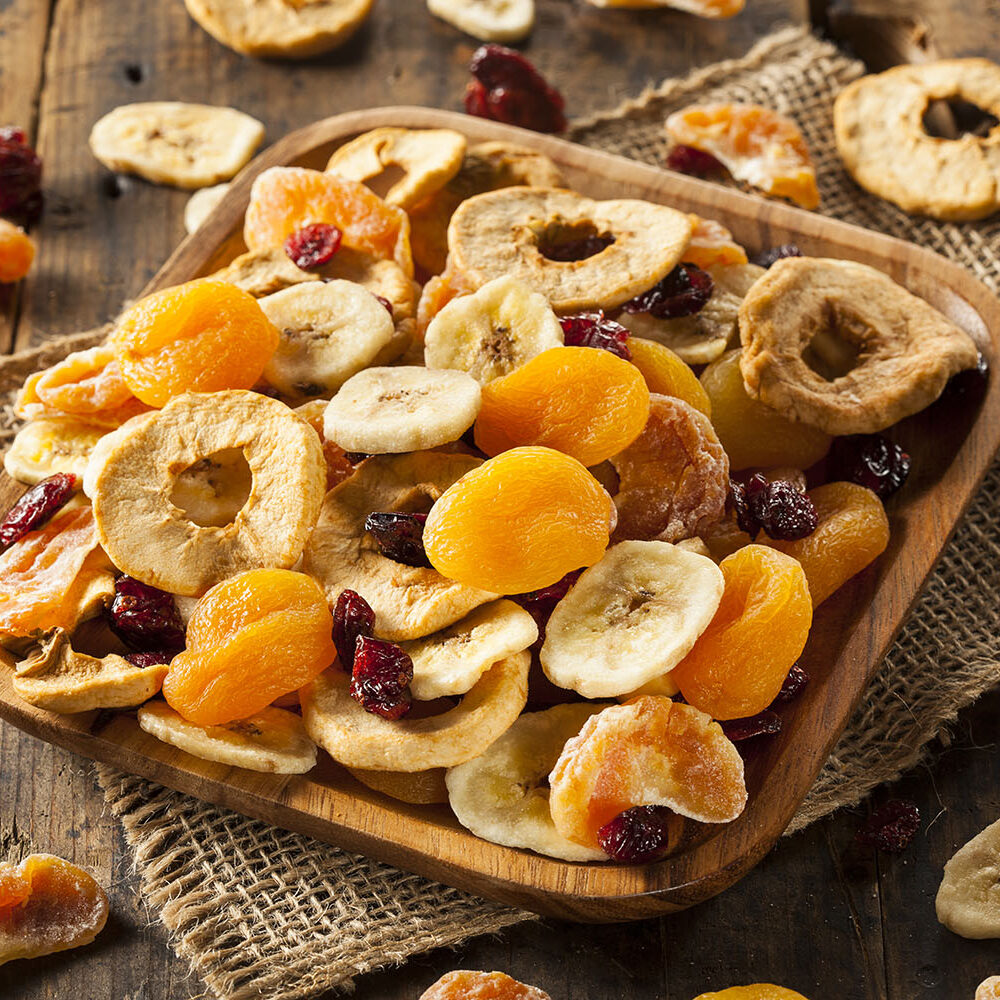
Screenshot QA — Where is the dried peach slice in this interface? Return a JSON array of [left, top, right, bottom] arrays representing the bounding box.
[[684, 215, 749, 270], [419, 971, 552, 1000], [548, 696, 747, 849], [627, 338, 711, 416], [0, 218, 34, 283], [666, 104, 820, 209], [32, 345, 135, 415]]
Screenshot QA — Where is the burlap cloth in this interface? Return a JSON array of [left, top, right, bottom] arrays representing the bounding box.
[[4, 23, 1000, 1000]]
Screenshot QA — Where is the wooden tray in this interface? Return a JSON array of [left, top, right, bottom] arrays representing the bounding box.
[[1, 107, 998, 922]]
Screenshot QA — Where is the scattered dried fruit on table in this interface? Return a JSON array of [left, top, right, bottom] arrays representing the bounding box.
[[978, 978, 1000, 1000], [284, 222, 343, 270], [0, 126, 43, 225], [428, 0, 535, 42], [937, 815, 1000, 938], [184, 182, 230, 235], [350, 635, 414, 719], [626, 337, 711, 416], [0, 218, 34, 283], [419, 970, 552, 1000], [692, 986, 812, 1000], [855, 798, 920, 853], [465, 44, 566, 133], [828, 434, 911, 499]]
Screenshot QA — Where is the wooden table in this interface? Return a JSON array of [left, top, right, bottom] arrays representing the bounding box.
[[2, 0, 1000, 997]]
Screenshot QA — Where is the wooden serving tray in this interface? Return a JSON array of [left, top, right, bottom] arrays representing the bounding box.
[[1, 108, 998, 922]]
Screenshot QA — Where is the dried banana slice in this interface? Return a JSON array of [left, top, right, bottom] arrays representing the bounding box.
[[138, 701, 317, 774], [184, 182, 230, 234], [936, 816, 1000, 938], [446, 703, 608, 861], [327, 128, 466, 209], [427, 0, 535, 42], [89, 391, 325, 596], [13, 628, 167, 713], [424, 275, 563, 384], [301, 452, 497, 640], [540, 540, 724, 698], [4, 418, 107, 485], [322, 367, 482, 453], [301, 651, 530, 771], [346, 765, 449, 804], [209, 247, 320, 298], [260, 280, 396, 401], [89, 103, 264, 189], [400, 599, 538, 700]]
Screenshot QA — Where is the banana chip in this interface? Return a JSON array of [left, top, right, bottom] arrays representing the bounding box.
[[936, 816, 1000, 938], [184, 183, 231, 234], [4, 418, 107, 485], [427, 0, 535, 41]]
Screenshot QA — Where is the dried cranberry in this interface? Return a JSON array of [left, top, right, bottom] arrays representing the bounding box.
[[0, 473, 77, 552], [739, 473, 818, 541], [855, 799, 920, 853], [374, 294, 394, 318], [665, 145, 725, 177], [597, 805, 674, 864], [511, 569, 582, 647], [829, 434, 910, 500], [751, 244, 803, 269], [721, 709, 782, 742], [365, 512, 430, 568], [622, 263, 713, 320], [284, 223, 342, 270], [124, 651, 173, 668], [344, 451, 372, 465], [773, 662, 809, 704], [332, 589, 375, 670], [943, 353, 989, 401], [465, 45, 567, 134], [350, 635, 413, 720], [728, 478, 755, 536], [108, 577, 186, 653], [559, 312, 631, 360], [0, 127, 43, 224], [540, 233, 615, 262]]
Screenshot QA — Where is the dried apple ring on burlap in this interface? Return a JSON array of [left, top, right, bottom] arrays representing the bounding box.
[[89, 390, 326, 596], [739, 257, 980, 434], [447, 187, 693, 312], [301, 651, 530, 771]]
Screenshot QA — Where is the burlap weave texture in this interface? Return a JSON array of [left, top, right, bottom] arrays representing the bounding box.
[[2, 24, 999, 1000]]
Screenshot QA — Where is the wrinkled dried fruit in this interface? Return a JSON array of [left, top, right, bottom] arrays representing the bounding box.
[[28, 346, 137, 419], [419, 971, 552, 1000], [666, 144, 725, 177], [720, 709, 782, 742], [125, 651, 172, 667], [597, 804, 675, 864], [283, 222, 342, 270], [0, 128, 43, 224], [364, 512, 430, 567], [0, 218, 35, 283], [773, 662, 808, 703], [736, 472, 818, 541], [977, 978, 1000, 1000], [466, 45, 567, 134], [622, 263, 714, 320], [828, 434, 911, 499], [626, 338, 711, 416], [693, 986, 812, 1000], [108, 575, 186, 653], [856, 799, 920, 852], [559, 312, 631, 360], [684, 216, 749, 271], [332, 588, 375, 670], [350, 635, 414, 720], [751, 243, 802, 268], [510, 568, 583, 647], [0, 473, 76, 552]]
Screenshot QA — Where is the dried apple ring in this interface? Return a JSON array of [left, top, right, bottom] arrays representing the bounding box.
[[548, 696, 747, 849], [300, 651, 530, 771], [89, 391, 326, 596], [447, 187, 693, 312]]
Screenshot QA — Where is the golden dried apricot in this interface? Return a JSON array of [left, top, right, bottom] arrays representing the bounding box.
[[112, 280, 279, 407], [628, 337, 711, 416], [473, 347, 649, 466], [162, 568, 336, 726], [684, 215, 748, 271], [764, 481, 889, 607], [0, 219, 35, 283], [672, 544, 812, 720], [419, 971, 552, 1000], [32, 345, 135, 415], [423, 446, 614, 594], [701, 349, 831, 470], [693, 987, 811, 1000], [416, 265, 477, 338]]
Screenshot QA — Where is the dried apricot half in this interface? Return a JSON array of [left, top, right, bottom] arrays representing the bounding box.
[[0, 218, 34, 283], [627, 337, 711, 416], [693, 987, 811, 1000]]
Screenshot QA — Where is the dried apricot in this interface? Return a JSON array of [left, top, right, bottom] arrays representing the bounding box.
[[627, 337, 711, 416], [423, 446, 613, 594], [416, 265, 477, 338], [693, 987, 811, 1000], [162, 568, 336, 726], [473, 347, 649, 466], [0, 218, 35, 283], [0, 854, 108, 966], [548, 697, 747, 849], [111, 279, 279, 407], [684, 215, 749, 271], [671, 544, 812, 720], [764, 481, 889, 607], [420, 971, 552, 1000], [609, 394, 729, 544], [244, 166, 413, 276], [701, 349, 831, 470]]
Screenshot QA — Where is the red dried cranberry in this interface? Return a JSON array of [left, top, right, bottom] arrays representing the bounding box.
[[365, 512, 430, 567], [751, 244, 803, 269], [0, 127, 43, 224], [0, 473, 77, 552], [511, 569, 582, 647], [855, 799, 920, 853], [728, 478, 755, 536], [772, 662, 809, 704], [0, 127, 26, 144], [720, 709, 782, 742], [540, 233, 615, 262], [665, 145, 725, 177], [374, 294, 394, 318], [108, 577, 186, 653], [284, 223, 342, 270], [597, 805, 674, 864], [829, 434, 911, 499], [943, 353, 989, 402], [742, 473, 818, 541], [559, 312, 631, 360], [124, 651, 173, 668], [350, 635, 413, 720], [332, 589, 375, 670], [622, 263, 713, 320], [466, 45, 567, 134]]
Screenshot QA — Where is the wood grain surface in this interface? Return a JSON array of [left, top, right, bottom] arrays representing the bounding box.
[[3, 0, 1000, 996]]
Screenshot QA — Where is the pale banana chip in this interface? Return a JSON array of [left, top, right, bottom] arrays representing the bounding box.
[[427, 0, 535, 42], [4, 418, 107, 485], [184, 182, 231, 234], [936, 816, 1000, 938], [138, 701, 317, 774]]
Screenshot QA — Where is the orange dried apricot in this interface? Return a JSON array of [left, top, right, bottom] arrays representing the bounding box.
[[610, 394, 729, 544], [111, 279, 280, 407], [628, 337, 711, 416], [244, 166, 413, 276], [163, 568, 336, 726], [701, 349, 831, 470], [419, 971, 552, 1000], [672, 544, 811, 720], [694, 987, 811, 1000], [416, 265, 476, 338], [32, 345, 135, 415], [0, 218, 35, 283], [0, 854, 108, 966], [684, 215, 749, 271], [764, 481, 889, 607], [423, 446, 613, 594], [473, 347, 650, 467]]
